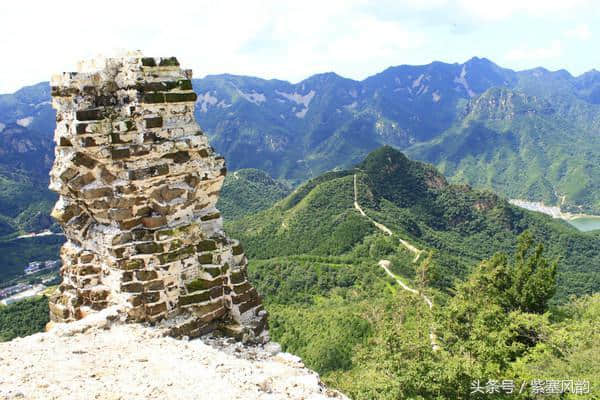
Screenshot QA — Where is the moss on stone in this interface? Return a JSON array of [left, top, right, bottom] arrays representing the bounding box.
[[141, 57, 157, 67], [186, 277, 224, 292], [159, 57, 179, 67], [179, 290, 210, 306], [196, 240, 216, 252], [198, 253, 213, 264]]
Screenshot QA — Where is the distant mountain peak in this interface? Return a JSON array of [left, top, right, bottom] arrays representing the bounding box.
[[464, 56, 495, 66]]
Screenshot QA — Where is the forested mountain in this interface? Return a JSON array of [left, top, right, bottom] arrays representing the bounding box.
[[194, 59, 600, 213], [2, 57, 600, 235], [223, 147, 600, 398], [217, 168, 290, 221], [227, 146, 600, 301], [0, 82, 56, 237]]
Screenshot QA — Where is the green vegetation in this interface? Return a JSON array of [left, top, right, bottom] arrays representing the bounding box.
[[0, 296, 49, 341], [224, 147, 600, 398], [248, 231, 599, 399], [0, 146, 597, 399], [408, 87, 600, 215], [217, 168, 290, 221], [0, 235, 64, 283], [0, 167, 56, 238], [229, 147, 600, 301]]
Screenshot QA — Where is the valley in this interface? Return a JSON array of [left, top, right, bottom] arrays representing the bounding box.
[[510, 199, 600, 232], [227, 147, 600, 398]]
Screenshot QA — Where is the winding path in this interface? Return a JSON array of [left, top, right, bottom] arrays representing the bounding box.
[[354, 174, 439, 351], [353, 174, 422, 262]]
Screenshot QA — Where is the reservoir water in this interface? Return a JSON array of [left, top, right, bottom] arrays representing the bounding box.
[[568, 216, 600, 232], [509, 199, 600, 233]]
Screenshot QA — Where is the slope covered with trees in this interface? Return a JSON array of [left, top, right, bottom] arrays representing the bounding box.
[[0, 296, 49, 341], [217, 168, 290, 221], [226, 148, 600, 398], [228, 147, 600, 300]]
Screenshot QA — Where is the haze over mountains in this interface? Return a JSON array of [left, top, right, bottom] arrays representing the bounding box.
[[2, 56, 600, 239]]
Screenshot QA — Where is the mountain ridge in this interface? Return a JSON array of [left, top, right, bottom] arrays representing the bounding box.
[[228, 146, 600, 301], [2, 57, 600, 242]]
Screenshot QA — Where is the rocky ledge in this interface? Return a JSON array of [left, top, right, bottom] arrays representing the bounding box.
[[0, 309, 346, 400]]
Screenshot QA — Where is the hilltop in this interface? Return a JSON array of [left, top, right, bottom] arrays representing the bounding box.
[[0, 309, 346, 400], [222, 147, 600, 398], [228, 146, 600, 300]]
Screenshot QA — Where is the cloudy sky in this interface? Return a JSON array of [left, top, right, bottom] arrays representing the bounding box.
[[0, 0, 598, 93]]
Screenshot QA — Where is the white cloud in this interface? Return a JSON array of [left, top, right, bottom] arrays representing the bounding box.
[[505, 40, 564, 63], [456, 0, 595, 21], [0, 0, 429, 92], [0, 0, 597, 92], [565, 24, 592, 40]]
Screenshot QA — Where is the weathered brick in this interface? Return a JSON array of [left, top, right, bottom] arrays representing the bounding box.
[[232, 244, 244, 256], [129, 164, 169, 180], [159, 57, 179, 66], [76, 123, 88, 134], [196, 240, 217, 252], [117, 259, 144, 270], [141, 93, 164, 103], [201, 212, 220, 222], [76, 108, 104, 121], [82, 187, 112, 200], [145, 302, 167, 316], [157, 245, 195, 264], [238, 297, 262, 314], [141, 57, 156, 67], [48, 54, 266, 337], [111, 148, 130, 160], [203, 265, 222, 278], [144, 279, 165, 291], [198, 253, 213, 264], [186, 277, 224, 292], [68, 172, 96, 190], [165, 92, 197, 103], [72, 152, 97, 169], [179, 290, 210, 306], [230, 270, 246, 284], [141, 216, 167, 229], [109, 208, 134, 221], [59, 167, 79, 182], [144, 117, 163, 129], [162, 151, 190, 164], [232, 288, 257, 305], [142, 292, 161, 303], [121, 282, 144, 293], [135, 242, 163, 254], [233, 282, 252, 294]]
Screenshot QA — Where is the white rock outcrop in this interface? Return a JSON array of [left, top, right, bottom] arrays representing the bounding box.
[[0, 312, 347, 400]]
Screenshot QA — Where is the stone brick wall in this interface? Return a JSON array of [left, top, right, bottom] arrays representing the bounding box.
[[48, 54, 267, 341]]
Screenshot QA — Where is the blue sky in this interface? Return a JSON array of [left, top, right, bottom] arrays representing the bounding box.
[[0, 0, 598, 93]]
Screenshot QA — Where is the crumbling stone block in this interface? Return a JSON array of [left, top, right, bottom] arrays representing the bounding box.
[[48, 53, 267, 342]]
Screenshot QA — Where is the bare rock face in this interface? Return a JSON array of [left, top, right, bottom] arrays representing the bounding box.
[[47, 53, 267, 341], [0, 313, 347, 400]]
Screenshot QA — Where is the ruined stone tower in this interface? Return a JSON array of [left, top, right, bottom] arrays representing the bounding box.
[[48, 53, 267, 341]]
